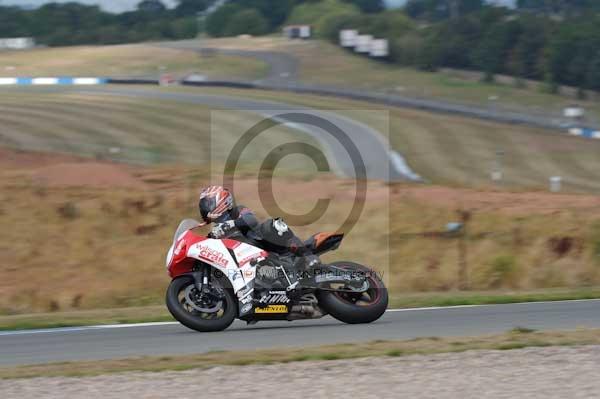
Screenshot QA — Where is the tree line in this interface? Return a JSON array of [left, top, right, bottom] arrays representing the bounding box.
[[1, 0, 600, 92], [0, 0, 382, 45], [310, 0, 600, 94], [0, 0, 210, 46], [203, 0, 600, 93]]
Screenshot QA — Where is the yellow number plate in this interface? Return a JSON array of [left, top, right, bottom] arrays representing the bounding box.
[[254, 305, 288, 314]]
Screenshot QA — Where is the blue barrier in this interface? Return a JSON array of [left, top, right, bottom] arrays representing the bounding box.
[[0, 77, 107, 85], [568, 127, 600, 139]]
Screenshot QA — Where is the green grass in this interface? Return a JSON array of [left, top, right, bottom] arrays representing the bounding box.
[[2, 328, 600, 378], [0, 44, 268, 79]]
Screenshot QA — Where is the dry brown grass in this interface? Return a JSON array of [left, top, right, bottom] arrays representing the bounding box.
[[1, 328, 599, 378], [2, 147, 600, 315], [176, 86, 600, 193], [200, 37, 600, 118], [0, 44, 267, 79]]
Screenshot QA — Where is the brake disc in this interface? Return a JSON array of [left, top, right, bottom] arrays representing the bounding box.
[[183, 285, 223, 313]]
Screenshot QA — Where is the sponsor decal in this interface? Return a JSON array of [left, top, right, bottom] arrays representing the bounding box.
[[255, 305, 288, 314], [198, 245, 229, 268], [231, 270, 241, 281], [240, 303, 253, 314], [234, 244, 256, 257], [315, 274, 348, 283], [173, 239, 186, 256], [238, 254, 263, 267], [257, 265, 280, 281], [237, 286, 253, 299], [240, 294, 253, 305], [259, 291, 290, 304]]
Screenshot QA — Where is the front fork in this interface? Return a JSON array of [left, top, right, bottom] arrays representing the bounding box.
[[192, 263, 211, 294]]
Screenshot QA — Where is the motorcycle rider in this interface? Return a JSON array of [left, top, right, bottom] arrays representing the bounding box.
[[198, 186, 320, 271]]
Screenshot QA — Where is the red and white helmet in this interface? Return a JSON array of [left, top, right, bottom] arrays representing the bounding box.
[[198, 186, 233, 223]]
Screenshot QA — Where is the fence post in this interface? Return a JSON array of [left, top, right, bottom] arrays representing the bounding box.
[[457, 210, 471, 290]]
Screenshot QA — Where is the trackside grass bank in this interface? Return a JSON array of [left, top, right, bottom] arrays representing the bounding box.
[[1, 328, 600, 378]]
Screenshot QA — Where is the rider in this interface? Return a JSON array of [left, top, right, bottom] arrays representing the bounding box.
[[198, 185, 260, 243], [198, 185, 319, 270]]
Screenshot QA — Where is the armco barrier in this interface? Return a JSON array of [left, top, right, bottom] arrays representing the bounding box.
[[181, 80, 257, 89], [181, 79, 600, 139], [2, 75, 593, 137], [106, 78, 159, 85], [0, 77, 106, 85]]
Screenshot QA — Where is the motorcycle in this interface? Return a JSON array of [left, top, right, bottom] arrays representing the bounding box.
[[165, 218, 388, 332]]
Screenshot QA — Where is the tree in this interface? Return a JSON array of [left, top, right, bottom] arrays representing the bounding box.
[[205, 3, 242, 37], [405, 0, 483, 20], [175, 0, 210, 17], [224, 8, 269, 36], [230, 0, 298, 30], [343, 0, 385, 13], [287, 0, 359, 36], [137, 0, 167, 13], [472, 20, 521, 81], [586, 52, 600, 91]]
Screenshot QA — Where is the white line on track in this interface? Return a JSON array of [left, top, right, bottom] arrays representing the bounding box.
[[1, 299, 599, 337]]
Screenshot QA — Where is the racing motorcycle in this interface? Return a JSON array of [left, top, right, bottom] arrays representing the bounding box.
[[165, 218, 388, 332]]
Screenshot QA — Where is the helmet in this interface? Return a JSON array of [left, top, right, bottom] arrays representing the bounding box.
[[198, 186, 233, 223]]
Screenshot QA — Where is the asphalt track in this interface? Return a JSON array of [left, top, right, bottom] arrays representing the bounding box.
[[1, 300, 600, 366], [24, 85, 418, 181], [159, 40, 299, 86], [161, 40, 573, 131]]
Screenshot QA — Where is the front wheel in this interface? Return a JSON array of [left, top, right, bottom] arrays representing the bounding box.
[[317, 261, 388, 324], [166, 274, 236, 332]]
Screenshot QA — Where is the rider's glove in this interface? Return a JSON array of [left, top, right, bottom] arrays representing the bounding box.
[[210, 220, 235, 238]]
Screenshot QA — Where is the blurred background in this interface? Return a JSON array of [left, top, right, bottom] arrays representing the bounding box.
[[1, 0, 600, 328]]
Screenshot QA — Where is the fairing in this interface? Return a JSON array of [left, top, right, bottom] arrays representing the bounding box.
[[166, 219, 267, 295]]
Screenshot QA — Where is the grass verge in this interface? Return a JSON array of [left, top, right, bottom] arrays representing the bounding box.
[[2, 328, 599, 379], [177, 86, 600, 193], [388, 288, 600, 308], [0, 44, 267, 80], [2, 289, 600, 331]]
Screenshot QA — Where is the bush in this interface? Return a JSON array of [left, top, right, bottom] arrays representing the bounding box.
[[486, 254, 519, 289], [589, 222, 600, 263], [57, 202, 80, 220], [287, 0, 360, 37]]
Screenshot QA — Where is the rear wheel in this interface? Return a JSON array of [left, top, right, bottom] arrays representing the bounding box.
[[166, 274, 236, 332], [317, 261, 388, 324]]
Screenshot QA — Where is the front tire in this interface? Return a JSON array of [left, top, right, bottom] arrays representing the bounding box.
[[317, 261, 388, 324], [166, 275, 236, 332]]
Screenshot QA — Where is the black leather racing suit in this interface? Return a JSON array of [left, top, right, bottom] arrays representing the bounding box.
[[213, 205, 314, 263]]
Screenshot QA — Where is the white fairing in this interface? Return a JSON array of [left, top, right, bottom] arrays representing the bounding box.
[[166, 219, 203, 268], [186, 239, 264, 294]]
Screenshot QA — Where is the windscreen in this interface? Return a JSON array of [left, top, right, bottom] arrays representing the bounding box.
[[172, 219, 203, 245]]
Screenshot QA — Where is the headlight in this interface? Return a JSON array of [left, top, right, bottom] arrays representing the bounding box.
[[165, 244, 174, 268]]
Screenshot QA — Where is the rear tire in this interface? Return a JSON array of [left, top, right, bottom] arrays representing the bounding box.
[[166, 275, 236, 332], [317, 261, 388, 324]]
